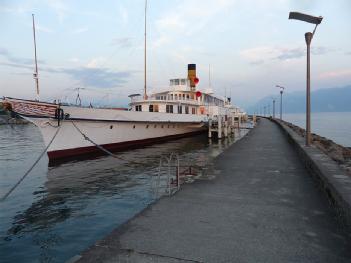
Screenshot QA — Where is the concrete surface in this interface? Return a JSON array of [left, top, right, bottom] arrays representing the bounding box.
[[76, 119, 351, 263], [275, 118, 351, 227]]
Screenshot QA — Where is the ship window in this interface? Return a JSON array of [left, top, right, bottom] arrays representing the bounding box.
[[154, 124, 157, 128], [154, 104, 159, 112], [166, 105, 173, 113], [146, 125, 149, 128], [149, 105, 153, 112], [135, 105, 142, 111], [168, 125, 170, 128], [177, 105, 182, 114], [110, 125, 113, 129], [182, 94, 185, 100], [175, 79, 179, 85], [192, 108, 196, 114], [175, 94, 178, 100], [161, 125, 164, 128], [181, 79, 186, 85], [185, 106, 189, 114], [133, 125, 136, 129], [187, 94, 190, 99]]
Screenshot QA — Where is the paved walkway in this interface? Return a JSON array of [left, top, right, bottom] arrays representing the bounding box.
[[77, 119, 351, 263]]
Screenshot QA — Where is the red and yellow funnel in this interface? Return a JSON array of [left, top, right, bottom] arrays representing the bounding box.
[[188, 64, 199, 90]]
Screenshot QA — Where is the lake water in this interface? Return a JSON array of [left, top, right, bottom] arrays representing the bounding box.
[[0, 124, 247, 263], [283, 112, 351, 147]]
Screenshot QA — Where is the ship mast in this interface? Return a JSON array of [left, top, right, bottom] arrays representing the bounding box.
[[209, 64, 211, 89], [143, 0, 147, 99], [32, 14, 40, 100]]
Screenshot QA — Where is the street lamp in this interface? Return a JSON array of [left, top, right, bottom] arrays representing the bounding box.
[[276, 85, 285, 120], [271, 97, 276, 118], [289, 11, 323, 146]]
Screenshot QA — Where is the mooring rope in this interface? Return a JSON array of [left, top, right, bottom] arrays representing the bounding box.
[[0, 126, 61, 202], [71, 121, 145, 165]]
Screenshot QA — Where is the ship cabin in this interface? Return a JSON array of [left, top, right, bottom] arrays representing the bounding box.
[[129, 78, 227, 116]]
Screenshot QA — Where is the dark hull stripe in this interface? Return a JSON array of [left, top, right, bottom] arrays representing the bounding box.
[[48, 130, 206, 165]]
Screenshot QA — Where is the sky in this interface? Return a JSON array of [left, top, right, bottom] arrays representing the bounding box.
[[0, 0, 350, 109]]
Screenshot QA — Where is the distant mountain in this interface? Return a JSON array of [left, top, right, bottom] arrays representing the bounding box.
[[248, 85, 351, 114]]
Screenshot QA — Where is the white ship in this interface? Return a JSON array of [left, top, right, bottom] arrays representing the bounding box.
[[2, 12, 246, 162], [3, 63, 244, 161]]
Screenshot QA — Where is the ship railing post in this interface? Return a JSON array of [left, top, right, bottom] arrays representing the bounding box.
[[177, 155, 180, 191], [168, 156, 171, 196], [224, 120, 228, 137], [208, 118, 212, 138], [218, 116, 222, 139]]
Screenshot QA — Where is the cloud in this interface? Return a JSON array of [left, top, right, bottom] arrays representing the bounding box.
[[86, 57, 107, 68], [68, 58, 80, 63], [0, 47, 44, 65], [71, 27, 88, 34], [0, 52, 133, 89], [47, 0, 69, 23], [154, 0, 235, 48], [250, 59, 265, 66], [240, 45, 335, 65], [36, 24, 54, 33], [0, 5, 29, 14], [60, 67, 132, 88], [111, 37, 133, 48], [0, 62, 33, 70], [119, 6, 129, 25], [318, 69, 351, 79]]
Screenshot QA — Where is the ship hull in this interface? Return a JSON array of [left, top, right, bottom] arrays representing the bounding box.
[[4, 97, 207, 162], [47, 128, 205, 160], [33, 118, 207, 162]]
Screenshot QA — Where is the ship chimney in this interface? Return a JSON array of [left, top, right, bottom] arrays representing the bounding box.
[[188, 64, 199, 91]]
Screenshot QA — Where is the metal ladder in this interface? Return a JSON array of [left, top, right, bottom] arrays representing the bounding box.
[[151, 153, 180, 199]]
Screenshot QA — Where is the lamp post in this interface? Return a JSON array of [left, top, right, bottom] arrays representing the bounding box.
[[276, 85, 285, 120], [289, 11, 323, 146], [272, 97, 276, 118]]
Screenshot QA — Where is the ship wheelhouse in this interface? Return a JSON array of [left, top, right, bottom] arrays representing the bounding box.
[[129, 76, 230, 117]]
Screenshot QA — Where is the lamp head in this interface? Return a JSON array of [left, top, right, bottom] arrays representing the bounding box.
[[289, 12, 323, 25]]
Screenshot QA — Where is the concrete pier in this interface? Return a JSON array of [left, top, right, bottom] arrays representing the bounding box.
[[76, 119, 351, 263]]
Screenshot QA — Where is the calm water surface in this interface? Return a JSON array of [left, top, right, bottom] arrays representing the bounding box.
[[284, 112, 351, 147], [0, 124, 247, 263]]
